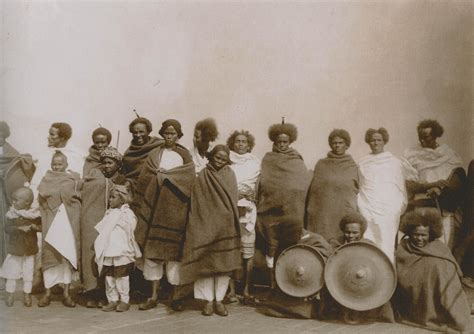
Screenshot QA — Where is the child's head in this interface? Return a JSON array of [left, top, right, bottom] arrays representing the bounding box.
[[51, 151, 68, 172], [11, 187, 34, 210], [109, 184, 133, 209], [339, 212, 367, 243], [208, 144, 230, 171]]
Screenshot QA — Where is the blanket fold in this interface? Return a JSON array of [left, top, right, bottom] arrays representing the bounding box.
[[180, 165, 241, 285], [38, 170, 81, 271]]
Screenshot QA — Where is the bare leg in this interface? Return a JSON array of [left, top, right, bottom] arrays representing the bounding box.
[[63, 284, 70, 298], [138, 280, 159, 310], [150, 280, 160, 301], [243, 258, 254, 297], [228, 279, 236, 296], [62, 284, 75, 307], [38, 288, 52, 307], [269, 268, 276, 290]]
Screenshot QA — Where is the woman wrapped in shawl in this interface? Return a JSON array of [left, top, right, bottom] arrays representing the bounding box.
[[395, 209, 472, 332], [37, 151, 81, 308], [82, 127, 112, 178], [80, 147, 127, 308], [226, 130, 260, 304], [180, 145, 241, 317], [134, 119, 195, 312], [122, 116, 163, 181], [305, 129, 359, 246], [256, 122, 311, 288], [0, 122, 36, 263], [357, 128, 407, 263]]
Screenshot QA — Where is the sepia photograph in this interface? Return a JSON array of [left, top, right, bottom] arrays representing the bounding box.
[[1, 1, 473, 333]]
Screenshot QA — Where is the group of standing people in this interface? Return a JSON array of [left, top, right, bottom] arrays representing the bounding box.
[[0, 117, 472, 332]]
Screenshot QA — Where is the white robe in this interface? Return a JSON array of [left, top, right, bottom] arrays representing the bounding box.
[[94, 204, 141, 274], [402, 143, 462, 183], [357, 151, 407, 262], [229, 151, 261, 233], [190, 146, 210, 174], [402, 143, 463, 249]]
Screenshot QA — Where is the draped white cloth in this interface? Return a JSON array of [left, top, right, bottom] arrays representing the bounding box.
[[402, 144, 463, 249], [190, 146, 210, 174], [402, 144, 462, 183], [357, 151, 407, 262], [229, 151, 261, 233], [94, 204, 141, 274], [45, 204, 77, 269]]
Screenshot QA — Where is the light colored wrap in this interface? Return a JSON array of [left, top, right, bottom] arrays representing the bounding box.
[[357, 151, 407, 262]]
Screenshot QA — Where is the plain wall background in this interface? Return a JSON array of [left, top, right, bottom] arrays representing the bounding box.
[[2, 1, 472, 168]]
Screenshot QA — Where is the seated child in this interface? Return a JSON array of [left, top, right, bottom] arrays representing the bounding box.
[[0, 187, 41, 307], [94, 184, 141, 312], [37, 151, 81, 307]]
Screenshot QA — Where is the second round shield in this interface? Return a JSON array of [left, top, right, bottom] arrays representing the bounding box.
[[324, 241, 396, 311], [275, 244, 325, 298]]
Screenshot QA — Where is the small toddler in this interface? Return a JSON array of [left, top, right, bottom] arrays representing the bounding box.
[[0, 187, 41, 307]]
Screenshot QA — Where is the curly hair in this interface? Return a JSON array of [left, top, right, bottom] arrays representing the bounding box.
[[400, 209, 443, 241], [364, 127, 389, 144], [195, 118, 219, 143], [128, 117, 152, 134], [226, 130, 256, 153], [51, 122, 72, 141], [208, 144, 231, 164], [328, 129, 351, 147], [268, 123, 298, 143], [339, 212, 368, 235], [91, 127, 112, 144], [0, 121, 11, 139], [417, 119, 444, 138]]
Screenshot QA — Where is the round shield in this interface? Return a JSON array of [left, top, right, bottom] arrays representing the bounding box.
[[275, 244, 325, 298], [324, 241, 396, 311]]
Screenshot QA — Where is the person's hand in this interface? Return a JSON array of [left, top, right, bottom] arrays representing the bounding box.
[[17, 225, 32, 232], [436, 180, 448, 188], [238, 207, 247, 218], [427, 187, 442, 198], [304, 292, 320, 302]]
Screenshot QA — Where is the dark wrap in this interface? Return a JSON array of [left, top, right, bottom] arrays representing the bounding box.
[[122, 137, 163, 180], [135, 145, 195, 262], [395, 238, 472, 332], [0, 142, 36, 262], [80, 169, 127, 291], [180, 164, 241, 285], [305, 153, 359, 242], [82, 145, 102, 178], [257, 148, 311, 257]]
